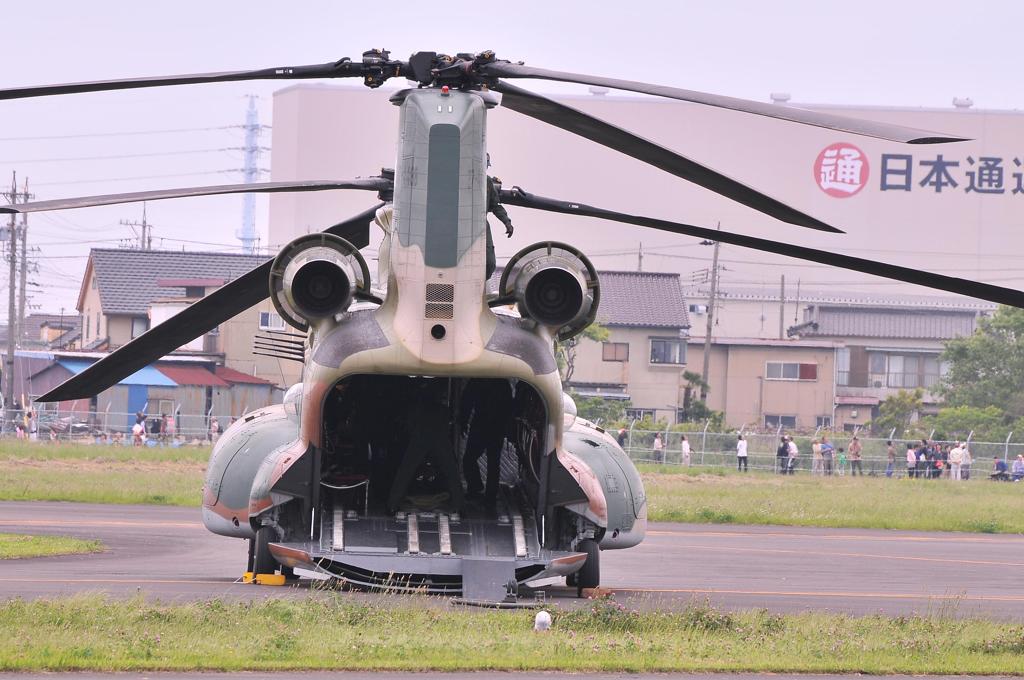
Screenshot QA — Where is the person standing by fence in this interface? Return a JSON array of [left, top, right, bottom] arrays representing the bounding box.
[[962, 444, 972, 480], [652, 433, 664, 464], [949, 441, 964, 481], [736, 434, 748, 472], [906, 442, 917, 478], [680, 434, 691, 467], [885, 440, 895, 478], [848, 437, 863, 476], [776, 437, 788, 474], [916, 440, 929, 478], [786, 436, 799, 474], [811, 439, 822, 475], [820, 436, 834, 476]]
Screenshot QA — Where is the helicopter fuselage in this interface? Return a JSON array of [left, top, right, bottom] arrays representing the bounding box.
[[200, 88, 646, 598]]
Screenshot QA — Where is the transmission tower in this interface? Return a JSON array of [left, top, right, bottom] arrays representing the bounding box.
[[237, 95, 262, 254]]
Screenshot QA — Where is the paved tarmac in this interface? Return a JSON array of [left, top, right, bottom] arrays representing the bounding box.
[[1, 501, 1022, 618]]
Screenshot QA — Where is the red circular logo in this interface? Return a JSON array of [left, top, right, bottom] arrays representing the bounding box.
[[813, 142, 869, 197]]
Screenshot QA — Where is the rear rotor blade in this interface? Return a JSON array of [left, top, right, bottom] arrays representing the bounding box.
[[36, 203, 383, 402], [0, 61, 366, 101], [482, 62, 967, 144], [500, 187, 1024, 309], [494, 81, 841, 233], [0, 178, 391, 213]]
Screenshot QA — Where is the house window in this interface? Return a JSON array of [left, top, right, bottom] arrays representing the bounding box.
[[764, 414, 797, 429], [131, 316, 149, 339], [870, 352, 944, 389], [85, 314, 90, 340], [96, 313, 101, 339], [816, 416, 832, 428], [625, 408, 656, 421], [650, 337, 685, 364], [766, 362, 818, 381], [869, 352, 887, 374], [602, 342, 629, 362], [259, 311, 286, 331], [836, 347, 850, 386]]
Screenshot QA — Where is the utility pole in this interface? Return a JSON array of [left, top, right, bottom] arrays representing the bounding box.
[[121, 203, 152, 250], [778, 274, 786, 340], [2, 172, 31, 413], [17, 178, 29, 345], [637, 241, 643, 272], [699, 231, 721, 402]]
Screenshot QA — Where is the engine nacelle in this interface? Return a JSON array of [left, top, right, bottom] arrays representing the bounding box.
[[499, 242, 599, 340], [269, 233, 371, 331]]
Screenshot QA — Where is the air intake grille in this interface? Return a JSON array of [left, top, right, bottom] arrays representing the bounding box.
[[425, 283, 454, 319], [425, 283, 454, 303], [425, 303, 454, 319]]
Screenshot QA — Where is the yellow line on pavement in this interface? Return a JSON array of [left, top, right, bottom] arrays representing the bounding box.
[[648, 528, 1021, 544], [653, 541, 1024, 568], [613, 587, 1024, 603], [0, 519, 202, 529]]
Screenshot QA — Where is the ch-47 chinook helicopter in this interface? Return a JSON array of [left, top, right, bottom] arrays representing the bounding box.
[[4, 49, 1022, 602]]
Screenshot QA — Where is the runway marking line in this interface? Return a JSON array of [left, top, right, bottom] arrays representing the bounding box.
[[648, 528, 1021, 544], [0, 519, 202, 529], [0, 578, 237, 585], [612, 587, 1024, 603], [654, 542, 1024, 568]]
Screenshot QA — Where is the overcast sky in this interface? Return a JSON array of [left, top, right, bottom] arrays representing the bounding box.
[[1, 0, 1021, 315]]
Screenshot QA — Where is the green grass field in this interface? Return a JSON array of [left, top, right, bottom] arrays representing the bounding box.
[[0, 533, 102, 559], [3, 443, 1022, 533], [0, 595, 1021, 673], [643, 467, 1024, 533]]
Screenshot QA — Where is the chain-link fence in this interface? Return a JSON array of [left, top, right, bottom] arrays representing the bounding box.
[[1, 407, 232, 445], [619, 426, 1021, 479]]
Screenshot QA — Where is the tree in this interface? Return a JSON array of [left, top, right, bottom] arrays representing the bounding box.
[[557, 321, 610, 384], [571, 394, 629, 425], [921, 405, 1009, 442], [941, 305, 1024, 419], [678, 370, 722, 426], [871, 388, 923, 436]]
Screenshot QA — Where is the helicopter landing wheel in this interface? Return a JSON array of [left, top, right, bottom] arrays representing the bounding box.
[[252, 525, 278, 576], [575, 539, 599, 597]]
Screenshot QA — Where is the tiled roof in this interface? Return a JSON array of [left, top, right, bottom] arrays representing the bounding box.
[[684, 285, 998, 312], [215, 365, 273, 385], [800, 305, 980, 340], [157, 364, 229, 387], [594, 271, 690, 329], [89, 249, 268, 315]]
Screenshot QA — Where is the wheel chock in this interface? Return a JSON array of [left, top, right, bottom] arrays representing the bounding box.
[[254, 573, 286, 586], [241, 572, 255, 584]]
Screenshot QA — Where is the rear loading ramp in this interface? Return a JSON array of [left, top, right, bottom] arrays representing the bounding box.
[[268, 502, 585, 600]]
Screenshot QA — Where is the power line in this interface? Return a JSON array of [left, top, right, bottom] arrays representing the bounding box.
[[4, 148, 234, 164], [32, 169, 239, 187], [0, 125, 242, 142]]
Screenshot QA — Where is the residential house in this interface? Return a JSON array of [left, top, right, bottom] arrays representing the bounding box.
[[76, 248, 294, 386], [686, 338, 839, 431], [565, 271, 691, 424], [793, 299, 992, 431]]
